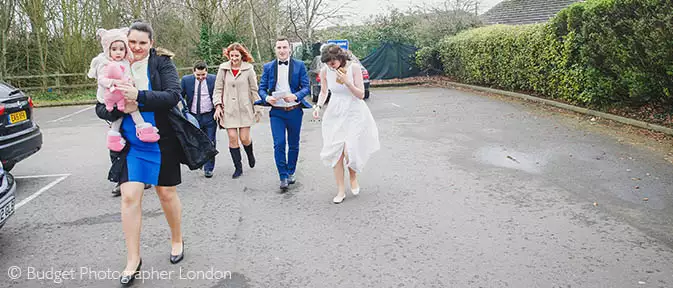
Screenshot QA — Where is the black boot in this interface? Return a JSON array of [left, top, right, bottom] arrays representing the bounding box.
[[243, 142, 256, 168], [230, 147, 243, 178]]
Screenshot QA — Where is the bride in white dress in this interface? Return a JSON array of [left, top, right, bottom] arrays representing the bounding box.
[[312, 44, 380, 204]]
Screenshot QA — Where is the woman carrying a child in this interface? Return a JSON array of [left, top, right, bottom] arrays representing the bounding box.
[[88, 27, 160, 151], [93, 21, 216, 286]]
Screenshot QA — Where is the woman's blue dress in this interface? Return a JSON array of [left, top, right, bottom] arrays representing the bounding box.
[[121, 69, 161, 185]]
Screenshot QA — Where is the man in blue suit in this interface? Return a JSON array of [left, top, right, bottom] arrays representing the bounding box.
[[257, 37, 312, 191], [181, 61, 217, 178]]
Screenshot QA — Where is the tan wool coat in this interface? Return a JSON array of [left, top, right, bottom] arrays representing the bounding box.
[[213, 61, 260, 128]]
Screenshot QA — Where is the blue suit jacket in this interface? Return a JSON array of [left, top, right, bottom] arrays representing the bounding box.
[[256, 58, 312, 108], [180, 74, 216, 111]]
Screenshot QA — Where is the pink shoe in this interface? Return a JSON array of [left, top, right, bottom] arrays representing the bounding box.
[[136, 124, 160, 142], [107, 133, 126, 152]]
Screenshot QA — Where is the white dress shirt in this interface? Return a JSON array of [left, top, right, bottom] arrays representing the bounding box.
[[275, 59, 291, 93]]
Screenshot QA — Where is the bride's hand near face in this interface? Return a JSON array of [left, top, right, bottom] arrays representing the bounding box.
[[336, 69, 350, 85]]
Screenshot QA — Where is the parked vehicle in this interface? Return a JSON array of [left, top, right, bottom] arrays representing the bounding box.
[[309, 52, 370, 103], [0, 82, 43, 171], [0, 162, 16, 230]]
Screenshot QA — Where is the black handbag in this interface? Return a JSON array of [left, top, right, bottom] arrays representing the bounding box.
[[168, 106, 218, 170]]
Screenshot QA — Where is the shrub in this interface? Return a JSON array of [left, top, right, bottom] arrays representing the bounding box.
[[433, 0, 673, 108], [416, 46, 443, 74]]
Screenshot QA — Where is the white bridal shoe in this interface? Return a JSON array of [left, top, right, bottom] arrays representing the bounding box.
[[333, 194, 346, 204]]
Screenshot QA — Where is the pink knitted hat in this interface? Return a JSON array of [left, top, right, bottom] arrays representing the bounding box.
[[96, 28, 133, 62]]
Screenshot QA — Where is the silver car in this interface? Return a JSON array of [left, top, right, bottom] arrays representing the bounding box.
[[0, 162, 16, 229]]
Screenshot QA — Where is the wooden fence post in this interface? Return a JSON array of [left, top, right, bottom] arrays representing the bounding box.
[[55, 75, 61, 97]]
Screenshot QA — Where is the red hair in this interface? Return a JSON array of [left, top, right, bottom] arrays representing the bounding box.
[[223, 43, 254, 63]]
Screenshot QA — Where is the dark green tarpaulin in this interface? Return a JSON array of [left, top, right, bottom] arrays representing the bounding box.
[[360, 42, 420, 80]]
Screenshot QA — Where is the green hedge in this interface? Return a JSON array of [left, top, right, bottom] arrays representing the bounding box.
[[422, 0, 673, 107], [416, 46, 443, 74]]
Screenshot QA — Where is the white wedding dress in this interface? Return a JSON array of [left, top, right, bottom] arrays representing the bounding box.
[[320, 63, 380, 173]]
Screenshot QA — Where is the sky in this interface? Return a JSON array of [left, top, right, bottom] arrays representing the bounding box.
[[339, 0, 503, 26]]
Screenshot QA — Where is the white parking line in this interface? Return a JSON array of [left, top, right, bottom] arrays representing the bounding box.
[[14, 174, 71, 179], [392, 103, 401, 107], [15, 174, 70, 210], [47, 106, 95, 123]]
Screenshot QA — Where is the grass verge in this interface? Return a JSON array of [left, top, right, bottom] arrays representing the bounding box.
[[29, 90, 97, 107]]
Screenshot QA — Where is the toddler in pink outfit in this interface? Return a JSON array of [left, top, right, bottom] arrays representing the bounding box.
[[87, 28, 160, 152]]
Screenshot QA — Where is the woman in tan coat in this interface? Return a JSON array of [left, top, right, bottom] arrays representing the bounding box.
[[213, 43, 261, 178]]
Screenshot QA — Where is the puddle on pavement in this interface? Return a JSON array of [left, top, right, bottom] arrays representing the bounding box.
[[475, 146, 545, 174]]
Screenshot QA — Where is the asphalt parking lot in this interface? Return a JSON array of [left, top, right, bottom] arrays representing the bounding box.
[[1, 87, 672, 287]]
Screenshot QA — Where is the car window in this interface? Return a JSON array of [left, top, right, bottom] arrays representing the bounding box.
[[0, 82, 16, 95]]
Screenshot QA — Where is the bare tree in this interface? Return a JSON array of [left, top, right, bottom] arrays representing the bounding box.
[[127, 0, 143, 19], [3, 0, 308, 81], [184, 0, 220, 28], [182, 0, 221, 61], [247, 0, 262, 61], [245, 0, 288, 58], [287, 0, 351, 58], [19, 0, 50, 88], [0, 0, 17, 78], [407, 0, 482, 47], [98, 0, 117, 28], [415, 0, 481, 14], [251, 0, 293, 39], [59, 0, 99, 73], [221, 0, 248, 32]]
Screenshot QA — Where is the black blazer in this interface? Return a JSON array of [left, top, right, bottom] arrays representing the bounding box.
[[95, 48, 217, 179]]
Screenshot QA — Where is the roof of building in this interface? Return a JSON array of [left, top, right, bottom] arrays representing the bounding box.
[[481, 0, 584, 25]]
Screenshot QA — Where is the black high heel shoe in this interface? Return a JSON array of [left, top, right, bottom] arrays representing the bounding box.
[[170, 241, 184, 264], [119, 259, 141, 286]]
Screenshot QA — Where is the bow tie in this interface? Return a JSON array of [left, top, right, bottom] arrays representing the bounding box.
[[278, 60, 289, 66]]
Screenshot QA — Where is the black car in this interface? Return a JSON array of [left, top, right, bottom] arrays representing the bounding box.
[[0, 162, 16, 229], [0, 82, 42, 171]]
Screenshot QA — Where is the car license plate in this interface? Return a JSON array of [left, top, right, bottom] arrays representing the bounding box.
[[0, 199, 14, 222], [9, 111, 27, 124]]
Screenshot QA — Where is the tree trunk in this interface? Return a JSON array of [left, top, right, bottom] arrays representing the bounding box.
[[34, 25, 47, 90], [0, 0, 16, 79], [20, 0, 49, 89], [304, 11, 312, 60], [248, 0, 262, 62], [271, 0, 281, 56], [100, 0, 118, 28], [26, 26, 47, 89], [129, 0, 142, 20], [1, 29, 6, 79]]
